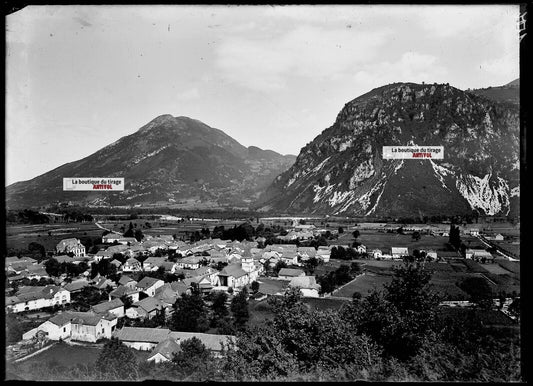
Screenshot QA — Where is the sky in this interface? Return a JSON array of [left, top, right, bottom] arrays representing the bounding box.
[[5, 4, 520, 186]]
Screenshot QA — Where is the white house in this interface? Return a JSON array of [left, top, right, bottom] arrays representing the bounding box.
[[56, 238, 86, 257], [23, 311, 117, 343], [371, 249, 383, 259], [102, 232, 123, 244], [355, 244, 367, 254], [126, 297, 164, 319], [278, 268, 306, 280], [288, 276, 321, 298], [136, 276, 165, 297], [22, 312, 72, 341], [123, 257, 142, 273], [175, 256, 202, 270], [147, 338, 181, 363], [391, 247, 409, 260], [316, 247, 331, 262], [280, 251, 299, 266], [216, 257, 259, 289], [113, 327, 171, 351], [109, 285, 141, 303], [113, 327, 235, 357], [91, 298, 125, 318], [465, 249, 494, 261], [70, 312, 118, 342], [6, 285, 71, 313]]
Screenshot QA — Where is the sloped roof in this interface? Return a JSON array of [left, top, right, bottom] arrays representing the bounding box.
[[154, 284, 178, 304], [92, 298, 124, 314], [113, 327, 171, 343], [55, 255, 77, 263], [192, 266, 215, 276], [118, 275, 136, 286], [170, 281, 190, 294], [168, 332, 235, 351], [64, 279, 90, 292], [48, 312, 74, 326], [16, 285, 65, 301], [93, 277, 114, 289], [289, 276, 320, 290], [110, 285, 139, 298], [69, 311, 105, 326], [133, 296, 163, 313], [218, 264, 247, 278], [144, 257, 167, 265], [391, 247, 409, 254], [257, 279, 289, 295], [278, 268, 305, 277], [137, 276, 163, 289], [149, 338, 181, 360]]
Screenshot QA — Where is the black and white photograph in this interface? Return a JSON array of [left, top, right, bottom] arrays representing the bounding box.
[[4, 4, 524, 382]]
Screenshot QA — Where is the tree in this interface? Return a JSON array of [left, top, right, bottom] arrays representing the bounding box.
[[172, 337, 214, 378], [231, 287, 250, 331], [123, 222, 134, 238], [95, 337, 139, 379], [449, 224, 461, 250], [250, 281, 260, 293], [352, 230, 360, 239], [508, 298, 520, 320], [170, 293, 209, 332], [458, 277, 493, 309], [304, 256, 319, 274], [210, 291, 229, 327], [412, 231, 421, 241], [338, 227, 344, 234], [346, 262, 442, 360], [274, 260, 287, 275], [6, 313, 23, 344], [28, 242, 46, 259], [44, 257, 61, 277], [120, 295, 133, 309], [134, 229, 144, 242]]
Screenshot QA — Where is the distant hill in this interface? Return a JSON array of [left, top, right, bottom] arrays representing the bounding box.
[[467, 78, 519, 105], [6, 115, 296, 209]]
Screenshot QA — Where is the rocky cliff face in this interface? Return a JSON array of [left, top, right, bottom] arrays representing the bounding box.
[[258, 82, 519, 217], [6, 115, 296, 209]]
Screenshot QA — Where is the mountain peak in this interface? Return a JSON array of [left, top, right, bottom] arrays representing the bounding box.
[[259, 82, 519, 217]]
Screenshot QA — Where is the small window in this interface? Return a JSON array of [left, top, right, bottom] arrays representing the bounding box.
[[102, 328, 105, 333], [63, 327, 66, 332]]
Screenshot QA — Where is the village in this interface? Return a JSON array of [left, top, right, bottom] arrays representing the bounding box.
[[5, 216, 521, 366]]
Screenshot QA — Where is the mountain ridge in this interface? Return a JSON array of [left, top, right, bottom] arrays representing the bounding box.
[[6, 115, 296, 209], [257, 81, 519, 218]]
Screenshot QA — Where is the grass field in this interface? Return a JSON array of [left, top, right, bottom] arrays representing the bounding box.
[[481, 263, 514, 275], [332, 273, 393, 298], [17, 341, 102, 367], [492, 241, 520, 258]]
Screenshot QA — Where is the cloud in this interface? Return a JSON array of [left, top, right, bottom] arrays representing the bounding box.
[[353, 52, 449, 93], [214, 25, 391, 92], [480, 53, 519, 79], [176, 87, 200, 101], [412, 5, 515, 37]]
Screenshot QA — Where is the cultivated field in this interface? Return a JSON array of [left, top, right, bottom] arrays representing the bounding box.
[[6, 223, 103, 252], [338, 231, 452, 251]]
